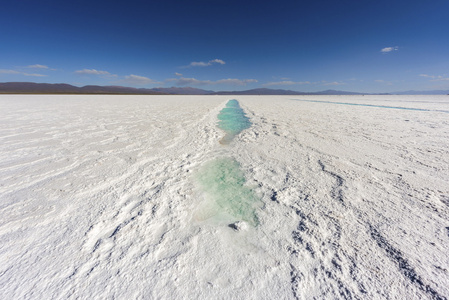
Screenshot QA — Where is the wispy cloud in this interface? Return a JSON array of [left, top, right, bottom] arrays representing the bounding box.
[[175, 72, 183, 76], [0, 69, 21, 74], [22, 64, 57, 71], [264, 80, 346, 87], [119, 74, 161, 85], [0, 69, 47, 77], [22, 73, 47, 77], [381, 46, 399, 53], [74, 69, 116, 76], [182, 77, 214, 85], [420, 74, 449, 81], [321, 81, 346, 86], [263, 80, 310, 87], [375, 79, 393, 85], [420, 74, 434, 78], [185, 59, 226, 68], [189, 62, 209, 67], [167, 77, 257, 86], [26, 64, 49, 69], [215, 78, 257, 85], [209, 59, 225, 65], [168, 77, 206, 85]]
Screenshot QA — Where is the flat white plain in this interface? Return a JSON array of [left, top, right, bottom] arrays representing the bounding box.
[[1, 95, 448, 299]]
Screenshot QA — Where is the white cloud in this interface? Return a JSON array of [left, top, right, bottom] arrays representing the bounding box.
[[189, 62, 209, 67], [381, 46, 399, 53], [175, 72, 183, 76], [119, 74, 161, 85], [209, 59, 225, 65], [215, 78, 258, 85], [264, 80, 346, 87], [263, 81, 310, 87], [22, 73, 47, 77], [0, 69, 21, 74], [167, 77, 257, 86], [74, 69, 115, 76], [265, 81, 295, 86], [187, 59, 226, 67], [0, 69, 46, 77], [322, 81, 346, 86], [169, 77, 208, 85], [420, 74, 449, 81], [26, 64, 49, 69], [375, 79, 393, 85]]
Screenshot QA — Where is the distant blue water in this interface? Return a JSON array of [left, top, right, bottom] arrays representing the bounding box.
[[291, 99, 449, 113], [217, 100, 252, 144]]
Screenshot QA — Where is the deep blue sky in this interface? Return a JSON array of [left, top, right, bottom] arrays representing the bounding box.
[[1, 0, 448, 92]]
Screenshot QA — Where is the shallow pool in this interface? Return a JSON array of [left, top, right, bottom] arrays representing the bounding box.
[[196, 157, 259, 226], [217, 99, 251, 144]]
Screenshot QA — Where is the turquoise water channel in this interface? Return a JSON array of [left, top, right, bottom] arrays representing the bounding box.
[[195, 100, 259, 226], [292, 98, 449, 112], [196, 157, 260, 226], [217, 99, 252, 144]]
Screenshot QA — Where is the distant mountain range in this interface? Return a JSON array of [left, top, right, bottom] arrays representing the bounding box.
[[151, 87, 214, 95], [392, 90, 449, 95], [1, 82, 448, 95], [210, 88, 382, 95], [0, 82, 166, 95]]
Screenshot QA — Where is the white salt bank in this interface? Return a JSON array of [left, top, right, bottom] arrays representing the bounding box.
[[0, 95, 448, 299]]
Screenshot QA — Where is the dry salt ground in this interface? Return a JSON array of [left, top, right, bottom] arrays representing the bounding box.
[[1, 95, 448, 299]]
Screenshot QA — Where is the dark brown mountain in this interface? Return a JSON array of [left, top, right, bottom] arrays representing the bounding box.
[[0, 82, 167, 95], [210, 88, 370, 95], [210, 88, 308, 95], [4, 81, 446, 95], [0, 82, 80, 94], [152, 87, 214, 95]]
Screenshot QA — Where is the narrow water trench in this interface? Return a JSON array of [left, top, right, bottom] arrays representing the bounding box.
[[195, 157, 260, 226], [194, 100, 260, 226], [217, 99, 252, 144]]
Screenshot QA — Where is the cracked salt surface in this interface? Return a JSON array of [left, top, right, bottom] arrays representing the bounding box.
[[1, 95, 449, 299]]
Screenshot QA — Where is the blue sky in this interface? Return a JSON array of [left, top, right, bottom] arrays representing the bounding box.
[[1, 0, 448, 92]]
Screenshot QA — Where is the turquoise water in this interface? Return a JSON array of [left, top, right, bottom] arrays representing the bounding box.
[[217, 100, 252, 144], [291, 98, 449, 112], [196, 157, 260, 226]]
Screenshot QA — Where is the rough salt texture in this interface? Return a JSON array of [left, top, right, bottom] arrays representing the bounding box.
[[1, 95, 448, 299]]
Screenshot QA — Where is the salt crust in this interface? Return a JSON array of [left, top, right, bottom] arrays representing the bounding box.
[[0, 95, 448, 299]]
